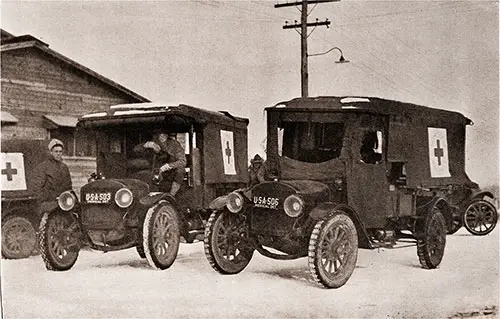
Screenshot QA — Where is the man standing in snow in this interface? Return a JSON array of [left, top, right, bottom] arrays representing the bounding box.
[[31, 138, 72, 212]]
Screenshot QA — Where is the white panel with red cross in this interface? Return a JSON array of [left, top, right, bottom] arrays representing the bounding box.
[[220, 130, 237, 175], [0, 153, 27, 191], [427, 127, 451, 178]]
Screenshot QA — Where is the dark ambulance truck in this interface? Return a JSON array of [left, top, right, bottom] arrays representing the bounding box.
[[204, 96, 498, 288], [1, 139, 48, 259], [38, 103, 249, 271]]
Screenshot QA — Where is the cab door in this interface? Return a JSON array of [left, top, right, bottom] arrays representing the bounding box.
[[347, 117, 390, 229]]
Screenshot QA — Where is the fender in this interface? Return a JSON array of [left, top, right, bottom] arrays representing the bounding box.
[[309, 202, 373, 249], [470, 190, 495, 201], [139, 192, 176, 208], [208, 195, 228, 211], [418, 196, 452, 228], [207, 188, 249, 211], [40, 200, 59, 214]]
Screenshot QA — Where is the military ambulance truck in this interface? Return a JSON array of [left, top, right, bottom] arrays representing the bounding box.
[[38, 103, 249, 271], [1, 139, 48, 259], [204, 96, 498, 288]]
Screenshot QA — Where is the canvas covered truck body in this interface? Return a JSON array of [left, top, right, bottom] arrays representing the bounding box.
[[1, 139, 49, 259], [79, 103, 249, 210], [264, 96, 482, 230], [204, 96, 497, 288], [38, 103, 249, 271]]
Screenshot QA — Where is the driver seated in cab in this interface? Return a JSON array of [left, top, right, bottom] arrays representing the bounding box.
[[134, 131, 186, 197]]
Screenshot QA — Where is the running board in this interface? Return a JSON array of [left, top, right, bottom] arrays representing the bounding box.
[[256, 245, 303, 260]]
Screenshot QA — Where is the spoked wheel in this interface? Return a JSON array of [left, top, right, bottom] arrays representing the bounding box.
[[2, 215, 37, 259], [39, 211, 81, 271], [417, 206, 446, 269], [463, 200, 498, 236], [143, 202, 180, 270], [204, 210, 254, 274], [447, 217, 462, 235], [308, 213, 358, 289]]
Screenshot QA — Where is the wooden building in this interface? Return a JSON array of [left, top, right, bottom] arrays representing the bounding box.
[[1, 29, 150, 190]]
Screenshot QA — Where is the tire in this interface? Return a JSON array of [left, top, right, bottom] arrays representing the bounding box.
[[204, 210, 254, 274], [136, 229, 146, 258], [417, 207, 446, 269], [308, 213, 358, 289], [463, 200, 498, 236], [447, 218, 462, 235], [136, 244, 146, 259], [1, 215, 37, 259], [39, 211, 80, 271], [143, 202, 180, 270]]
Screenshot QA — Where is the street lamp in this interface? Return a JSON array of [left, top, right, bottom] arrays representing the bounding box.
[[301, 46, 349, 97], [308, 46, 349, 63]]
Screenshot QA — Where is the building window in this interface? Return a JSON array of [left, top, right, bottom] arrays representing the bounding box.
[[49, 128, 96, 157]]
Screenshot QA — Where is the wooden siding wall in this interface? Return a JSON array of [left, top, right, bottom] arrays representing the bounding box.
[[1, 47, 137, 140], [1, 46, 146, 196]]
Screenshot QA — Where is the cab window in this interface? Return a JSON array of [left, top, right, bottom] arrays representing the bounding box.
[[280, 122, 344, 163], [360, 130, 383, 164]]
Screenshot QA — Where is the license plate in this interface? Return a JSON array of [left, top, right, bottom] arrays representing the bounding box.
[[253, 196, 279, 210], [85, 192, 112, 204]]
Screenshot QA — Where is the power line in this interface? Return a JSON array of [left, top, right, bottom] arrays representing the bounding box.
[[312, 31, 418, 97], [275, 0, 338, 97], [342, 26, 461, 102], [336, 2, 491, 27], [343, 5, 458, 99]]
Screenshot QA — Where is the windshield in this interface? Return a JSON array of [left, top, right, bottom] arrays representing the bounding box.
[[279, 121, 345, 163]]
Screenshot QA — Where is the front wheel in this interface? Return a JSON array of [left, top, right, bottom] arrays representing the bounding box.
[[417, 207, 446, 269], [39, 211, 80, 271], [143, 202, 180, 270], [2, 215, 37, 259], [463, 200, 498, 236], [136, 245, 146, 259], [308, 213, 358, 289], [204, 210, 254, 274]]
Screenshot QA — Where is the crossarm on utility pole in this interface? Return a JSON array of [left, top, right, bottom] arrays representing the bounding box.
[[283, 20, 331, 29], [274, 0, 339, 8], [275, 0, 339, 97]]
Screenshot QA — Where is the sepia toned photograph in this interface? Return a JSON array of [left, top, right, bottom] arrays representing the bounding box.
[[1, 1, 498, 318]]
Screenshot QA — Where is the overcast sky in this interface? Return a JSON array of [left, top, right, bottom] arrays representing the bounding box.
[[1, 0, 498, 187]]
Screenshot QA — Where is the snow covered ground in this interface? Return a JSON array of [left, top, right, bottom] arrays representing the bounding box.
[[1, 227, 498, 319]]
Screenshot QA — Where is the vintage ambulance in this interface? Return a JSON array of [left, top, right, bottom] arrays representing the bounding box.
[[1, 139, 48, 259], [38, 103, 248, 271], [204, 96, 498, 288]]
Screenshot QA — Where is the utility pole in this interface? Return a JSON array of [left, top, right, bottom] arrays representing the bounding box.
[[275, 0, 338, 98]]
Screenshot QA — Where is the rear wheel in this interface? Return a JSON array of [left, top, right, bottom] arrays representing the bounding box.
[[417, 207, 446, 269], [2, 215, 37, 259], [308, 213, 358, 289], [143, 202, 180, 270], [39, 211, 80, 271], [204, 210, 254, 274], [463, 200, 498, 236]]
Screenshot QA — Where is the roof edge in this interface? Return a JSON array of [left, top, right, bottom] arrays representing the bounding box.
[[1, 35, 150, 103]]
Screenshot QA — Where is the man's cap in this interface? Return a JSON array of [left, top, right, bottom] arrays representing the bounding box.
[[48, 138, 64, 151], [251, 154, 263, 163]]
